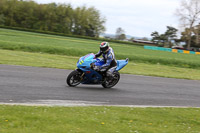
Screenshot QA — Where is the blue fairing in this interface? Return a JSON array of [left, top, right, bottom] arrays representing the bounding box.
[[76, 53, 128, 84], [77, 53, 102, 84]]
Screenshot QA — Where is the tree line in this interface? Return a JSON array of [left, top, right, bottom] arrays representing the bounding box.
[[151, 0, 200, 50], [0, 0, 106, 37]]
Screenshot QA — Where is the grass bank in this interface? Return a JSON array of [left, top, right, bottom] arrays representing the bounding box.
[[1, 49, 200, 80], [1, 28, 200, 69], [0, 105, 200, 133]]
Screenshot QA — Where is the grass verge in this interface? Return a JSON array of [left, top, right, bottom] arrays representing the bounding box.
[[0, 105, 200, 133], [1, 49, 200, 80]]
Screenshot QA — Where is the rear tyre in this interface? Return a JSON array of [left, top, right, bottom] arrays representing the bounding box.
[[102, 71, 120, 88], [67, 70, 82, 87]]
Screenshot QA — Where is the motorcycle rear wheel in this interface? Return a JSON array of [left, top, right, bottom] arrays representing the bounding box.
[[102, 71, 120, 88], [67, 70, 82, 87]]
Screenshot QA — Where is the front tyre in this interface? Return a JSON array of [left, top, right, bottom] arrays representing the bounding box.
[[102, 71, 120, 88], [67, 70, 82, 87]]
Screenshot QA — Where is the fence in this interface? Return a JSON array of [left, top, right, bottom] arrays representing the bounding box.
[[144, 46, 200, 55]]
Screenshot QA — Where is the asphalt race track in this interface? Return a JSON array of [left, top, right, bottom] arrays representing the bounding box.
[[0, 64, 200, 107]]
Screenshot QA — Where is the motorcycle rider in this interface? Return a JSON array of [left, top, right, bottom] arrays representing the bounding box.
[[94, 42, 117, 81]]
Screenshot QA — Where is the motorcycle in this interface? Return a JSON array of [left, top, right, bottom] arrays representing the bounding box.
[[66, 53, 128, 88]]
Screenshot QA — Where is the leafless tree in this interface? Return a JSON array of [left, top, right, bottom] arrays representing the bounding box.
[[176, 0, 200, 49]]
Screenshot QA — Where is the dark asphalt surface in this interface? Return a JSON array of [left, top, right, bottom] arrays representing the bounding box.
[[0, 64, 200, 107]]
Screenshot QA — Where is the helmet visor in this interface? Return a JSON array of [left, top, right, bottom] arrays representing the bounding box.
[[100, 46, 108, 53]]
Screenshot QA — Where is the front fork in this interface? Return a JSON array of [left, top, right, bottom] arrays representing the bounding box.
[[80, 73, 85, 81]]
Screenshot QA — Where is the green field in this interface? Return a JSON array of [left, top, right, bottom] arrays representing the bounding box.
[[1, 28, 200, 69], [1, 28, 200, 80], [1, 105, 200, 133]]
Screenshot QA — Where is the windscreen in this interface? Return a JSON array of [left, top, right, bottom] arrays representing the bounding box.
[[83, 53, 95, 61]]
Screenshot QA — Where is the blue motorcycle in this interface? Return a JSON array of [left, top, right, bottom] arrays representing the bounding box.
[[67, 53, 128, 88]]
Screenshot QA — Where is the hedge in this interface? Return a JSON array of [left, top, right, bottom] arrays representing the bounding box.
[[0, 25, 145, 46]]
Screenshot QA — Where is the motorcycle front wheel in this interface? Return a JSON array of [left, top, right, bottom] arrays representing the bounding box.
[[102, 71, 120, 88], [67, 70, 82, 87]]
